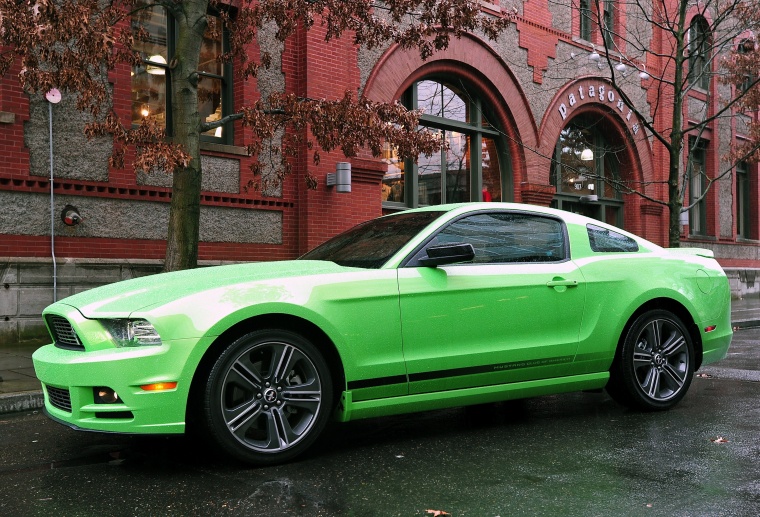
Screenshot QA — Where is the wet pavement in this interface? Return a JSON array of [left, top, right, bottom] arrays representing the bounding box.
[[0, 327, 759, 516]]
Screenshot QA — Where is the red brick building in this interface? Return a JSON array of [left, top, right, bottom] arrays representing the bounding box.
[[1, 1, 758, 342]]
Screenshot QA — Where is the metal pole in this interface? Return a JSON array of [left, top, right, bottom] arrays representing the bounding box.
[[49, 101, 57, 302]]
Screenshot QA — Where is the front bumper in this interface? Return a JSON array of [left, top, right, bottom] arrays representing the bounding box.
[[32, 338, 203, 434]]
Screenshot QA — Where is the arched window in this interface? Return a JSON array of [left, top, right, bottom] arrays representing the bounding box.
[[551, 115, 624, 227], [688, 17, 711, 90], [381, 79, 510, 208]]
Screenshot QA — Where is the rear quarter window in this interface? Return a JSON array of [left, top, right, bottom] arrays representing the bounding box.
[[587, 224, 639, 253]]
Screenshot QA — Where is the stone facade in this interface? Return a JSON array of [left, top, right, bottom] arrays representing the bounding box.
[[0, 258, 164, 345]]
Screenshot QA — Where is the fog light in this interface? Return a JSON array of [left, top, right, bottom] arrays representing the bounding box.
[[94, 387, 121, 404]]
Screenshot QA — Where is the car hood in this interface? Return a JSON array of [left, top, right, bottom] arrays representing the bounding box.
[[54, 260, 357, 318]]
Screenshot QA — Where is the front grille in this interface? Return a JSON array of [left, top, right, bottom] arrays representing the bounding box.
[[46, 385, 72, 413], [48, 316, 84, 350]]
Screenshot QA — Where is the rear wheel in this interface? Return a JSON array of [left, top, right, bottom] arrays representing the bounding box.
[[202, 329, 333, 465], [607, 310, 694, 411]]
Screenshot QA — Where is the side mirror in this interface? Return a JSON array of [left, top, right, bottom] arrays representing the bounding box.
[[418, 243, 475, 267]]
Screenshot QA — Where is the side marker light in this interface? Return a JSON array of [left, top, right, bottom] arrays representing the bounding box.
[[140, 382, 178, 392], [704, 325, 717, 333]]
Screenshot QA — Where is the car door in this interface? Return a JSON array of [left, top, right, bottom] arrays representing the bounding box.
[[397, 210, 586, 395]]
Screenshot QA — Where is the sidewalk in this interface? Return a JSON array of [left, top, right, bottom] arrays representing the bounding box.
[[2, 299, 760, 414]]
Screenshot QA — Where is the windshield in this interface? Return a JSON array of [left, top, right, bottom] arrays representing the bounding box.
[[300, 211, 445, 268]]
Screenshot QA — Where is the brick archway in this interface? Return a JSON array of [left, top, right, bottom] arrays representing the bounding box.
[[362, 33, 539, 201], [541, 78, 657, 239]]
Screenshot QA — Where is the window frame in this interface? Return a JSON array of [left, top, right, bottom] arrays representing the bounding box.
[[551, 116, 624, 228], [688, 138, 708, 236], [736, 160, 751, 239], [403, 210, 570, 267], [382, 78, 511, 210], [602, 0, 615, 48], [579, 0, 592, 41], [737, 38, 755, 93], [688, 17, 711, 90], [131, 4, 233, 144]]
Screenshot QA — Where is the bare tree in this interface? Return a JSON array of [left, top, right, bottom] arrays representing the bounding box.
[[575, 0, 760, 246], [0, 0, 511, 270]]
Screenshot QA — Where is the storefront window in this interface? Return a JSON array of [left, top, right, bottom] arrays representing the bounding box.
[[382, 79, 508, 208], [131, 1, 231, 142], [552, 116, 624, 227]]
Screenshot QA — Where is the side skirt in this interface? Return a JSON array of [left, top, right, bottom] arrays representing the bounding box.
[[335, 372, 610, 422]]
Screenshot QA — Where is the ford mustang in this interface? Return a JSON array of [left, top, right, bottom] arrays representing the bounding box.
[[33, 203, 732, 464]]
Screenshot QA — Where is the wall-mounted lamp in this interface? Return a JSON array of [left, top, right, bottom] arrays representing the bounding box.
[[588, 46, 601, 63], [61, 205, 82, 226], [326, 162, 351, 193], [638, 67, 650, 80], [580, 148, 594, 161], [615, 61, 627, 74]]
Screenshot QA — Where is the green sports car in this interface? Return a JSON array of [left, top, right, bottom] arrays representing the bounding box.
[[33, 203, 732, 464]]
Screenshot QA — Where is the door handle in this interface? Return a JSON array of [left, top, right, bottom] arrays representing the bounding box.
[[546, 279, 579, 288]]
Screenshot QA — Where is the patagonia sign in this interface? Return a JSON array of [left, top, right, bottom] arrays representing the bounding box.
[[557, 81, 641, 135]]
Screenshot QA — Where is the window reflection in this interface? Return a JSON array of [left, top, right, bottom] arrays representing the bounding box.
[[382, 79, 504, 207], [131, 3, 227, 140], [416, 80, 469, 122], [558, 124, 596, 197], [552, 116, 624, 227], [131, 2, 167, 127], [482, 137, 501, 201], [199, 18, 224, 137]]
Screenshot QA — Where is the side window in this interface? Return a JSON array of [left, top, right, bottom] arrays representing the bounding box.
[[587, 224, 639, 252], [411, 212, 567, 265]]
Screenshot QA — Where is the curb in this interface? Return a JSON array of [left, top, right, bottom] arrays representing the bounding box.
[[733, 319, 760, 330], [0, 391, 44, 415]]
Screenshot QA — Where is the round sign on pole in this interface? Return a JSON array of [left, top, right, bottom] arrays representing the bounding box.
[[45, 88, 62, 104]]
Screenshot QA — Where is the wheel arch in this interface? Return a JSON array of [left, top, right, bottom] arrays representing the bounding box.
[[186, 313, 347, 423], [619, 298, 704, 370]]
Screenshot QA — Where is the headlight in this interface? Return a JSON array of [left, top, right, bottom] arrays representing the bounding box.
[[101, 319, 162, 347]]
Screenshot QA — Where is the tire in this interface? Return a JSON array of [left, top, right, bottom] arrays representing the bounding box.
[[607, 310, 694, 411], [201, 329, 333, 465]]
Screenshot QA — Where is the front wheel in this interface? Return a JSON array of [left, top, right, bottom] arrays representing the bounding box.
[[607, 310, 695, 411], [201, 330, 333, 465]]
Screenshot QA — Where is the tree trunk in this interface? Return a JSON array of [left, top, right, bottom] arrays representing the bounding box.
[[667, 152, 683, 248], [665, 0, 690, 249], [163, 0, 209, 272]]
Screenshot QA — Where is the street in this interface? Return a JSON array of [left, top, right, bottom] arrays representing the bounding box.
[[1, 329, 759, 517]]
